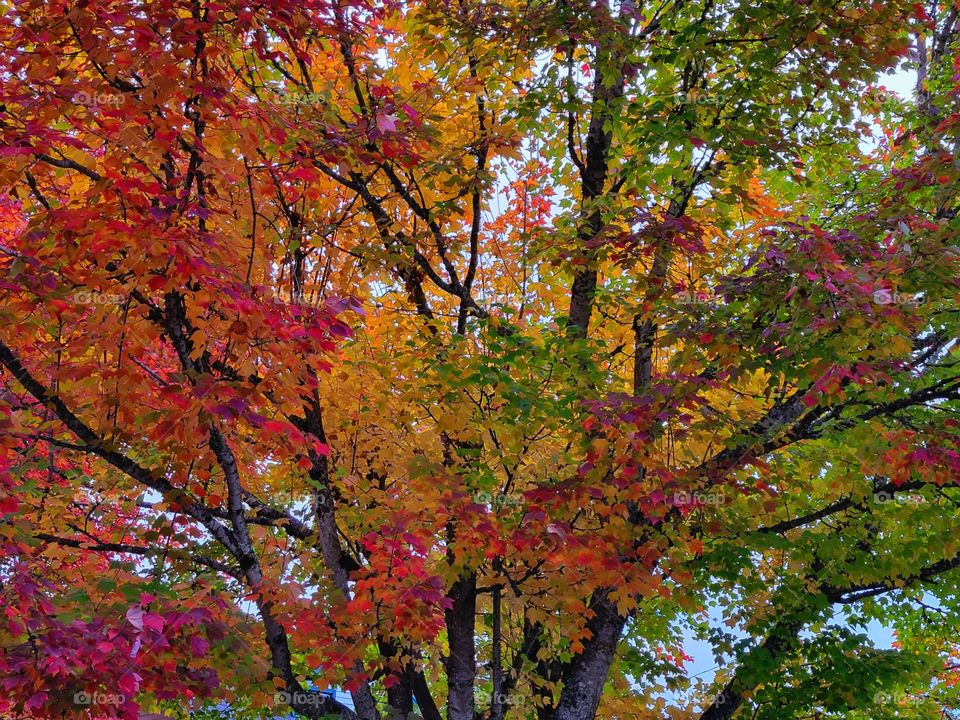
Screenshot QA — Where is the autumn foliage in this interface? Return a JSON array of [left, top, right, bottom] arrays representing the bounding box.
[[0, 1, 959, 720]]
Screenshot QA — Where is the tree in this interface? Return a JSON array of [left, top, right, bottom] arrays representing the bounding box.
[[0, 1, 958, 719]]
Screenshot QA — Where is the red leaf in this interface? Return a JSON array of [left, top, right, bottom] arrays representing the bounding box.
[[117, 672, 141, 696], [262, 420, 290, 435], [142, 612, 165, 632]]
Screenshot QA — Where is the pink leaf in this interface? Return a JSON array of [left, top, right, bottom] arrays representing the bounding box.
[[376, 113, 398, 133], [126, 607, 144, 631], [189, 635, 209, 657]]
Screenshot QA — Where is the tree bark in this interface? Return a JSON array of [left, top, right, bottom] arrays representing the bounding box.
[[565, 5, 627, 338], [445, 573, 478, 720], [551, 591, 628, 720]]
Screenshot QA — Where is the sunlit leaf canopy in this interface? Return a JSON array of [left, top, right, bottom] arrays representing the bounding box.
[[0, 0, 958, 719]]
